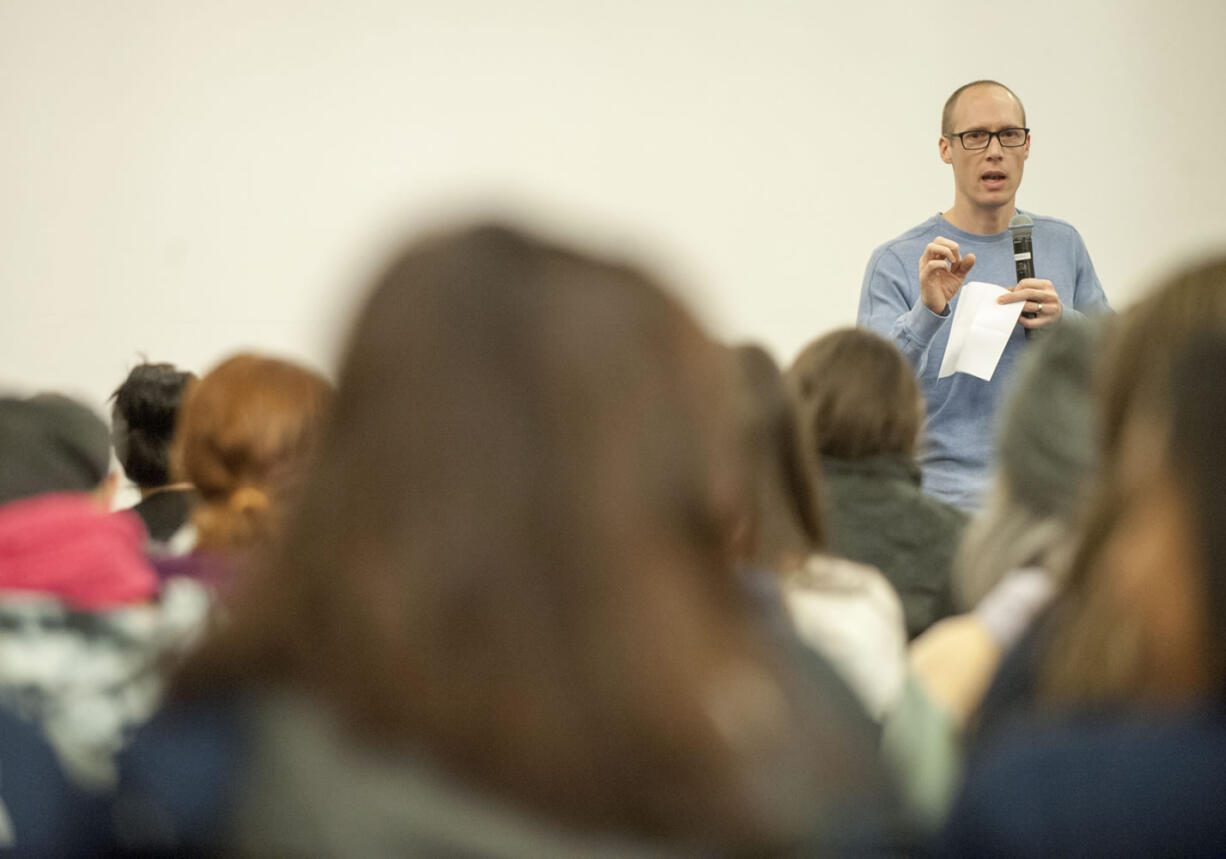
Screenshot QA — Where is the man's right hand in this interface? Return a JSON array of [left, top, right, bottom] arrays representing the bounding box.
[[919, 237, 976, 315]]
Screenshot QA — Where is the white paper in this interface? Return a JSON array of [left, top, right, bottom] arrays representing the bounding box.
[[937, 281, 1024, 381]]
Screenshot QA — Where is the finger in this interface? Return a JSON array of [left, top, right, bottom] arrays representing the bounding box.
[[924, 242, 957, 265], [932, 236, 962, 255], [1016, 278, 1054, 292], [953, 252, 975, 275], [924, 259, 955, 278]]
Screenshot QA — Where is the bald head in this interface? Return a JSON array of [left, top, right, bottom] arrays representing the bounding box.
[[942, 80, 1026, 134]]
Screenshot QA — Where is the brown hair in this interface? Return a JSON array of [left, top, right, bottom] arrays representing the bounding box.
[[175, 353, 332, 556], [788, 327, 923, 462], [941, 80, 1026, 134], [1043, 258, 1226, 705], [173, 224, 873, 847], [730, 344, 825, 573]]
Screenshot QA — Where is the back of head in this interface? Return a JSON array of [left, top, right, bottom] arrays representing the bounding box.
[[111, 362, 197, 489], [182, 222, 872, 848], [730, 343, 824, 570], [788, 327, 922, 462], [0, 394, 110, 506], [175, 353, 332, 556], [956, 317, 1101, 605], [1044, 256, 1226, 705]]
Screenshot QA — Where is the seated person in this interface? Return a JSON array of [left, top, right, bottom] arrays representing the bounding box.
[[729, 343, 907, 725], [111, 362, 199, 548], [155, 353, 332, 593], [114, 223, 892, 856], [940, 260, 1226, 857], [787, 328, 967, 639], [0, 394, 207, 792]]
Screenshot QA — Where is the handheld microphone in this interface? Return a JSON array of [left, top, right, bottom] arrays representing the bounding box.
[[1009, 212, 1036, 340]]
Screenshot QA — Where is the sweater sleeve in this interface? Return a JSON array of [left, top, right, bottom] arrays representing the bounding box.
[[1067, 229, 1111, 317], [858, 245, 949, 375]]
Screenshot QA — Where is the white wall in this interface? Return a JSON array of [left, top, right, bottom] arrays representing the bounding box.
[[3, 0, 1225, 417]]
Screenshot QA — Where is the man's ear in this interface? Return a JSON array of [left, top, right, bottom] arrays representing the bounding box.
[[939, 135, 954, 165], [94, 472, 119, 511]]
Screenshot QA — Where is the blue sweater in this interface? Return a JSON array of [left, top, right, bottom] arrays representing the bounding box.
[[857, 213, 1110, 511]]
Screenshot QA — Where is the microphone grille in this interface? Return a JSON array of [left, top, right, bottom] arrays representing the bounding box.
[[1009, 213, 1034, 232]]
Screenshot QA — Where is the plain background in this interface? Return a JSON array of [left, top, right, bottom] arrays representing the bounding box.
[[3, 0, 1225, 418]]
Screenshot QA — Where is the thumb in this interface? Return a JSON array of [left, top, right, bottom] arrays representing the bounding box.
[[955, 252, 976, 276]]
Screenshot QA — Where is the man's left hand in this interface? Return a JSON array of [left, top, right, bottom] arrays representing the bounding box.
[[997, 278, 1062, 330]]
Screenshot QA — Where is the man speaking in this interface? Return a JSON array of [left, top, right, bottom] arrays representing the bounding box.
[[857, 80, 1111, 511]]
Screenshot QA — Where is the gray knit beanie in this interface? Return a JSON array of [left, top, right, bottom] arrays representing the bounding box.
[[996, 317, 1102, 519], [0, 394, 111, 506]]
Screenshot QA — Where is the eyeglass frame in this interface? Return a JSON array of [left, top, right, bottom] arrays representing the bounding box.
[[943, 127, 1030, 150]]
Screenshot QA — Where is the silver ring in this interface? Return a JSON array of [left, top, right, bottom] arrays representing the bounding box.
[[1035, 302, 1043, 313]]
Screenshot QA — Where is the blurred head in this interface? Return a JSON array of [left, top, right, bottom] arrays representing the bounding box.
[[788, 327, 923, 462], [729, 344, 824, 572], [955, 317, 1101, 606], [0, 394, 112, 507], [111, 362, 197, 489], [179, 223, 869, 845], [1044, 257, 1226, 706], [174, 353, 332, 556]]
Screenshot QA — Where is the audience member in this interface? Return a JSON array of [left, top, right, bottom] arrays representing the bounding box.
[[115, 224, 890, 855], [156, 352, 332, 590], [111, 362, 199, 547], [960, 260, 1226, 748], [788, 328, 967, 639], [0, 395, 207, 793], [941, 318, 1226, 857], [731, 343, 908, 724]]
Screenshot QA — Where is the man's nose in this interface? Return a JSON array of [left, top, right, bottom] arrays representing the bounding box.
[[985, 134, 1005, 157]]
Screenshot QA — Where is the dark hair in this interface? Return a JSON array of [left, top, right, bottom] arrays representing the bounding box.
[[0, 394, 111, 505], [175, 353, 332, 556], [173, 223, 871, 847], [788, 327, 923, 461], [730, 343, 825, 571], [111, 363, 196, 488], [941, 80, 1026, 134]]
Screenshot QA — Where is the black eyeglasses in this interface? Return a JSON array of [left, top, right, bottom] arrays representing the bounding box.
[[944, 127, 1030, 150]]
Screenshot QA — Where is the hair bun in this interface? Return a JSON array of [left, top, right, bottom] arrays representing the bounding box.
[[228, 486, 270, 514]]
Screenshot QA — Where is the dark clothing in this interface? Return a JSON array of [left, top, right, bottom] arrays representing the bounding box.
[[821, 454, 968, 639], [969, 603, 1057, 752], [0, 706, 108, 854], [116, 688, 906, 857], [131, 487, 198, 544], [112, 573, 905, 856], [939, 708, 1226, 857]]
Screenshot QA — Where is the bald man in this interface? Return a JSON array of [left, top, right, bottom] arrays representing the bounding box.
[[857, 80, 1111, 512]]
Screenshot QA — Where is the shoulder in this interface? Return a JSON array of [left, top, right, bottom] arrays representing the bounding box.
[[868, 215, 943, 263], [917, 492, 970, 530], [1026, 212, 1091, 246], [114, 692, 251, 851], [946, 712, 1226, 855], [791, 555, 905, 620]]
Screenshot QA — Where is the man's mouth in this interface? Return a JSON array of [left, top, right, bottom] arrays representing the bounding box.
[[982, 171, 1007, 183]]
